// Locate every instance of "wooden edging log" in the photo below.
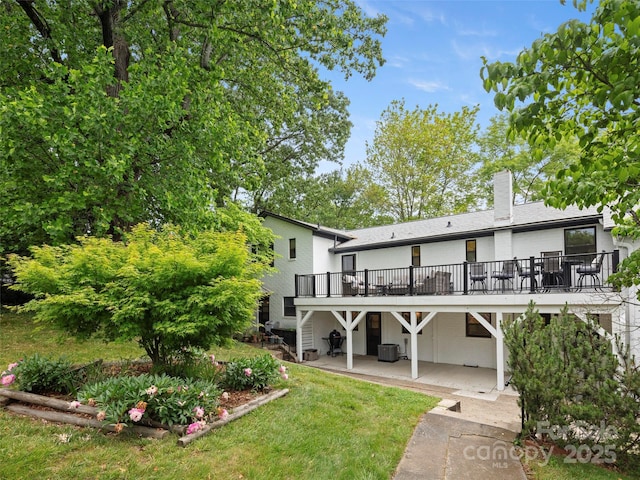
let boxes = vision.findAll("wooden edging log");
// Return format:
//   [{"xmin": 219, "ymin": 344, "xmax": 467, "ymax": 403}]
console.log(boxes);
[
  {"xmin": 5, "ymin": 404, "xmax": 169, "ymax": 439},
  {"xmin": 177, "ymin": 388, "xmax": 290, "ymax": 447},
  {"xmin": 0, "ymin": 388, "xmax": 98, "ymax": 415}
]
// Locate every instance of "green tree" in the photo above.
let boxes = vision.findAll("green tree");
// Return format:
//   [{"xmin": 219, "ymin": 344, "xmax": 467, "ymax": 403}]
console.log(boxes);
[
  {"xmin": 503, "ymin": 303, "xmax": 640, "ymax": 469},
  {"xmin": 480, "ymin": 0, "xmax": 640, "ymax": 289},
  {"xmin": 8, "ymin": 222, "xmax": 274, "ymax": 368},
  {"xmin": 0, "ymin": 1, "xmax": 386, "ymax": 254},
  {"xmin": 364, "ymin": 100, "xmax": 481, "ymax": 222},
  {"xmin": 476, "ymin": 114, "xmax": 579, "ymax": 206},
  {"xmin": 260, "ymin": 165, "xmax": 393, "ymax": 229}
]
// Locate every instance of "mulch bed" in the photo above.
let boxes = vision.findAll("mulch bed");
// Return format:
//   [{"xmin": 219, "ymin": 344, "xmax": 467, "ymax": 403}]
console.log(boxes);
[{"xmin": 0, "ymin": 359, "xmax": 287, "ymax": 445}]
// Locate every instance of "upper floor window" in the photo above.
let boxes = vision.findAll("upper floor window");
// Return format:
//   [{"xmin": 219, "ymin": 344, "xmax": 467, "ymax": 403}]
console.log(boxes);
[
  {"xmin": 269, "ymin": 242, "xmax": 275, "ymax": 267},
  {"xmin": 288, "ymin": 238, "xmax": 296, "ymax": 259},
  {"xmin": 466, "ymin": 240, "xmax": 477, "ymax": 263},
  {"xmin": 411, "ymin": 246, "xmax": 421, "ymax": 267},
  {"xmin": 342, "ymin": 254, "xmax": 356, "ymax": 273},
  {"xmin": 564, "ymin": 227, "xmax": 596, "ymax": 257}
]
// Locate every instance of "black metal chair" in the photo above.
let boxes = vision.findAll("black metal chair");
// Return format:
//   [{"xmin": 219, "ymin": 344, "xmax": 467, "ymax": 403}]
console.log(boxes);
[
  {"xmin": 577, "ymin": 251, "xmax": 606, "ymax": 290},
  {"xmin": 514, "ymin": 257, "xmax": 539, "ymax": 291},
  {"xmin": 541, "ymin": 251, "xmax": 563, "ymax": 290},
  {"xmin": 491, "ymin": 259, "xmax": 516, "ymax": 292},
  {"xmin": 469, "ymin": 263, "xmax": 487, "ymax": 293}
]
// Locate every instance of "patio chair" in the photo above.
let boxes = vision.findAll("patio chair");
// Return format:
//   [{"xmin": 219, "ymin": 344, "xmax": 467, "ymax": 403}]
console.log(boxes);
[
  {"xmin": 514, "ymin": 257, "xmax": 539, "ymax": 291},
  {"xmin": 577, "ymin": 250, "xmax": 606, "ymax": 290},
  {"xmin": 491, "ymin": 259, "xmax": 516, "ymax": 292},
  {"xmin": 469, "ymin": 263, "xmax": 487, "ymax": 293},
  {"xmin": 342, "ymin": 274, "xmax": 362, "ymax": 296},
  {"xmin": 433, "ymin": 271, "xmax": 452, "ymax": 294},
  {"xmin": 541, "ymin": 251, "xmax": 563, "ymax": 289}
]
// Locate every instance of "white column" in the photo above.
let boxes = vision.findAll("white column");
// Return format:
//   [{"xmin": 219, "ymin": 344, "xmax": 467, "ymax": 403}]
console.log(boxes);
[
  {"xmin": 296, "ymin": 309, "xmax": 303, "ymax": 362},
  {"xmin": 346, "ymin": 310, "xmax": 354, "ymax": 370},
  {"xmin": 411, "ymin": 311, "xmax": 419, "ymax": 379},
  {"xmin": 496, "ymin": 312, "xmax": 505, "ymax": 391}
]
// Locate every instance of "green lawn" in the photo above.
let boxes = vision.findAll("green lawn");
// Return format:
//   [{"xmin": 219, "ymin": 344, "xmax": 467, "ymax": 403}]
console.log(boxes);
[
  {"xmin": 525, "ymin": 453, "xmax": 637, "ymax": 480},
  {"xmin": 0, "ymin": 310, "xmax": 438, "ymax": 479},
  {"xmin": 1, "ymin": 310, "xmax": 636, "ymax": 479}
]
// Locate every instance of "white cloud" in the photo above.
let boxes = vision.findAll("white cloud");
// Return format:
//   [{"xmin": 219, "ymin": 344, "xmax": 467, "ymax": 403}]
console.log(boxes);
[
  {"xmin": 451, "ymin": 39, "xmax": 521, "ymax": 61},
  {"xmin": 454, "ymin": 21, "xmax": 498, "ymax": 38},
  {"xmin": 408, "ymin": 79, "xmax": 450, "ymax": 93},
  {"xmin": 386, "ymin": 54, "xmax": 410, "ymax": 68}
]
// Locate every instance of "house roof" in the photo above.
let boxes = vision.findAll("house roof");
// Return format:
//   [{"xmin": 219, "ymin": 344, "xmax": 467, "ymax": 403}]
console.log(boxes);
[
  {"xmin": 332, "ymin": 202, "xmax": 604, "ymax": 253},
  {"xmin": 260, "ymin": 211, "xmax": 354, "ymax": 242}
]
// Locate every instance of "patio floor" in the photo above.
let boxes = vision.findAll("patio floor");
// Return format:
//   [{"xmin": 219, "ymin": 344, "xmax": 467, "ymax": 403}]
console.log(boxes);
[{"xmin": 304, "ymin": 353, "xmax": 517, "ymax": 400}]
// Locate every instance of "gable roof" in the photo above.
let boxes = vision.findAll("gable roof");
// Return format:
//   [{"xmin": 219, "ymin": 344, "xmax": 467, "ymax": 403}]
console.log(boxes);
[
  {"xmin": 332, "ymin": 202, "xmax": 603, "ymax": 253},
  {"xmin": 260, "ymin": 211, "xmax": 354, "ymax": 242}
]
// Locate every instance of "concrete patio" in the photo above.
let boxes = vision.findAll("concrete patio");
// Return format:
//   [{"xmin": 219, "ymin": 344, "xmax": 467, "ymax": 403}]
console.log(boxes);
[{"xmin": 305, "ymin": 353, "xmax": 515, "ymax": 398}]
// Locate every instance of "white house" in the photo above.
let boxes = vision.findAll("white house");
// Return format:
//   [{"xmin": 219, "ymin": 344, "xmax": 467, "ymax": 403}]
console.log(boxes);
[{"xmin": 260, "ymin": 171, "xmax": 640, "ymax": 390}]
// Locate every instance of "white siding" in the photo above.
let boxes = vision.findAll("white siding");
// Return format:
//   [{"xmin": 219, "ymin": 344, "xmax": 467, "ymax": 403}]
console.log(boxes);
[{"xmin": 262, "ymin": 217, "xmax": 314, "ymax": 329}]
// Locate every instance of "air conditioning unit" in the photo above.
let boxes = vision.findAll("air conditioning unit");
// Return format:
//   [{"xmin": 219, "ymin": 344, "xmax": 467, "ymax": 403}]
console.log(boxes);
[{"xmin": 378, "ymin": 344, "xmax": 399, "ymax": 362}]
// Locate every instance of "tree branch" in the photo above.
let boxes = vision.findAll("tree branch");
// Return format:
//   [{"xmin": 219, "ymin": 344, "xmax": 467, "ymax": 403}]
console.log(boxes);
[{"xmin": 16, "ymin": 0, "xmax": 64, "ymax": 64}]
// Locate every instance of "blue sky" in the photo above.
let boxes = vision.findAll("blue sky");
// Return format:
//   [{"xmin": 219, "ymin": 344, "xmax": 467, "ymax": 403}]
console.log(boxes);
[{"xmin": 318, "ymin": 0, "xmax": 594, "ymax": 171}]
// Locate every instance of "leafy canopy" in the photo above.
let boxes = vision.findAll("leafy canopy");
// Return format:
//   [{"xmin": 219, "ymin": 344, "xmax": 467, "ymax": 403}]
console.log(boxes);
[
  {"xmin": 481, "ymin": 0, "xmax": 640, "ymax": 290},
  {"xmin": 9, "ymin": 222, "xmax": 275, "ymax": 368},
  {"xmin": 0, "ymin": 1, "xmax": 386, "ymax": 254},
  {"xmin": 365, "ymin": 100, "xmax": 481, "ymax": 222}
]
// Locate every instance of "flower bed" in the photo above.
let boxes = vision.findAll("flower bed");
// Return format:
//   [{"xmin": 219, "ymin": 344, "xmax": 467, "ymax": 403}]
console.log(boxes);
[{"xmin": 0, "ymin": 352, "xmax": 290, "ymax": 445}]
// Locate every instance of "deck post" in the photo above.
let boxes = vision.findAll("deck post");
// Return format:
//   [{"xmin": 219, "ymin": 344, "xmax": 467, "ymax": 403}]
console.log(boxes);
[
  {"xmin": 346, "ymin": 309, "xmax": 354, "ymax": 370},
  {"xmin": 496, "ymin": 312, "xmax": 505, "ymax": 391},
  {"xmin": 411, "ymin": 312, "xmax": 419, "ymax": 379},
  {"xmin": 296, "ymin": 309, "xmax": 303, "ymax": 361}
]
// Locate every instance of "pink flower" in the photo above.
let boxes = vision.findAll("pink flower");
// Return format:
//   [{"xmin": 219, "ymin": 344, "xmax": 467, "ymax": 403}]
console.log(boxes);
[
  {"xmin": 68, "ymin": 400, "xmax": 81, "ymax": 409},
  {"xmin": 186, "ymin": 421, "xmax": 204, "ymax": 435},
  {"xmin": 7, "ymin": 362, "xmax": 19, "ymax": 371},
  {"xmin": 281, "ymin": 373, "xmax": 289, "ymax": 380},
  {"xmin": 209, "ymin": 354, "xmax": 216, "ymax": 364},
  {"xmin": 278, "ymin": 365, "xmax": 287, "ymax": 374},
  {"xmin": 1, "ymin": 374, "xmax": 15, "ymax": 386},
  {"xmin": 217, "ymin": 407, "xmax": 229, "ymax": 420},
  {"xmin": 128, "ymin": 407, "xmax": 144, "ymax": 422},
  {"xmin": 244, "ymin": 368, "xmax": 252, "ymax": 376},
  {"xmin": 96, "ymin": 411, "xmax": 106, "ymax": 422},
  {"xmin": 145, "ymin": 385, "xmax": 158, "ymax": 396},
  {"xmin": 193, "ymin": 406, "xmax": 205, "ymax": 419}
]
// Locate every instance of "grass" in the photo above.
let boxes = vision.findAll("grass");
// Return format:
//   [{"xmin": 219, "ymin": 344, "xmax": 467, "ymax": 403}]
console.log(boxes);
[
  {"xmin": 525, "ymin": 453, "xmax": 637, "ymax": 480},
  {"xmin": 2, "ymin": 310, "xmax": 637, "ymax": 479},
  {"xmin": 0, "ymin": 310, "xmax": 438, "ymax": 479}
]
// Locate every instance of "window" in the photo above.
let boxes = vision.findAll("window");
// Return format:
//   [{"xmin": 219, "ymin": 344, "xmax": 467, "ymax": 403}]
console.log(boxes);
[
  {"xmin": 466, "ymin": 240, "xmax": 477, "ymax": 262},
  {"xmin": 565, "ymin": 227, "xmax": 596, "ymax": 258},
  {"xmin": 288, "ymin": 238, "xmax": 296, "ymax": 259},
  {"xmin": 283, "ymin": 297, "xmax": 296, "ymax": 317},
  {"xmin": 269, "ymin": 242, "xmax": 275, "ymax": 267},
  {"xmin": 401, "ymin": 312, "xmax": 423, "ymax": 334},
  {"xmin": 338, "ymin": 311, "xmax": 359, "ymax": 331},
  {"xmin": 258, "ymin": 296, "xmax": 270, "ymax": 327},
  {"xmin": 342, "ymin": 254, "xmax": 356, "ymax": 274},
  {"xmin": 466, "ymin": 313, "xmax": 491, "ymax": 338},
  {"xmin": 411, "ymin": 246, "xmax": 421, "ymax": 267}
]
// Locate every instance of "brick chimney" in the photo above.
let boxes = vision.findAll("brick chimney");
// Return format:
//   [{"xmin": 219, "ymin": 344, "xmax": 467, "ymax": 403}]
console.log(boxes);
[{"xmin": 493, "ymin": 170, "xmax": 513, "ymax": 227}]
